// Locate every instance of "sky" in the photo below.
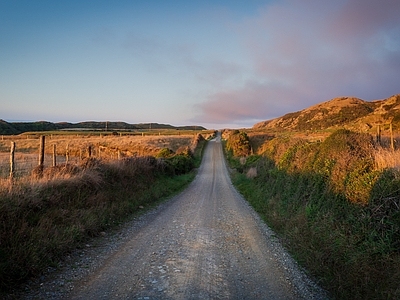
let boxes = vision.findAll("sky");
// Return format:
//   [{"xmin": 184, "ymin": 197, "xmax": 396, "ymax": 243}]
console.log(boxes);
[{"xmin": 1, "ymin": 0, "xmax": 399, "ymax": 129}]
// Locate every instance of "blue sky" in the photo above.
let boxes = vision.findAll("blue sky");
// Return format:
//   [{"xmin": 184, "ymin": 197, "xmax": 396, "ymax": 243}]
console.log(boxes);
[{"xmin": 1, "ymin": 0, "xmax": 399, "ymax": 129}]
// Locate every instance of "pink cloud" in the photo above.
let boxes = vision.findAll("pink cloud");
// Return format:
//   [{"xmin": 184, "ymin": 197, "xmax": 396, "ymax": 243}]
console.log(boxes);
[
  {"xmin": 327, "ymin": 0, "xmax": 400, "ymax": 41},
  {"xmin": 195, "ymin": 0, "xmax": 400, "ymax": 126},
  {"xmin": 194, "ymin": 81, "xmax": 308, "ymax": 125}
]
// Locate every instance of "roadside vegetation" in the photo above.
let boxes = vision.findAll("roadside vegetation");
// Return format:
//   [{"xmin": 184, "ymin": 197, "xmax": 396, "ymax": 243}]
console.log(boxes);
[
  {"xmin": 223, "ymin": 129, "xmax": 400, "ymax": 299},
  {"xmin": 0, "ymin": 132, "xmax": 213, "ymax": 294}
]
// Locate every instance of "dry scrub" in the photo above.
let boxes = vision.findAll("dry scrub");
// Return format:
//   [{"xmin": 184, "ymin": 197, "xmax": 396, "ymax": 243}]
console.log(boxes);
[{"xmin": 374, "ymin": 146, "xmax": 400, "ymax": 170}]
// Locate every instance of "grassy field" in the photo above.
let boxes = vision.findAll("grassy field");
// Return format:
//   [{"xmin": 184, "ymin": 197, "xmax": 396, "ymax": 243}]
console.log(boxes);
[
  {"xmin": 223, "ymin": 129, "xmax": 400, "ymax": 299},
  {"xmin": 0, "ymin": 130, "xmax": 215, "ymax": 178}
]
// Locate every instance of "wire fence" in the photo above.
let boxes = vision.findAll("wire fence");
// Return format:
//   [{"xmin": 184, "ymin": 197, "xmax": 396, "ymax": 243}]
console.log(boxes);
[
  {"xmin": 0, "ymin": 139, "xmax": 133, "ymax": 179},
  {"xmin": 0, "ymin": 152, "xmax": 82, "ymax": 178},
  {"xmin": 0, "ymin": 134, "xmax": 200, "ymax": 180}
]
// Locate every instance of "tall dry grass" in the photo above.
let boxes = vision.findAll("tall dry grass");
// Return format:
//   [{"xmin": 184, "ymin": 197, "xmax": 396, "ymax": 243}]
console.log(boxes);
[
  {"xmin": 374, "ymin": 147, "xmax": 400, "ymax": 170},
  {"xmin": 0, "ymin": 133, "xmax": 214, "ymax": 179},
  {"xmin": 0, "ymin": 134, "xmax": 195, "ymax": 157}
]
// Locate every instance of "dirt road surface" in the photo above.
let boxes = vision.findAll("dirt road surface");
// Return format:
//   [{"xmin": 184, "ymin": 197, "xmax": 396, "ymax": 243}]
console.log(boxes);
[{"xmin": 18, "ymin": 135, "xmax": 327, "ymax": 299}]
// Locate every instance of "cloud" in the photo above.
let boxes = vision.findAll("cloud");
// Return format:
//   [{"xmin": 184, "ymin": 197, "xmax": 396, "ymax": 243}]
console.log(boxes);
[
  {"xmin": 195, "ymin": 0, "xmax": 400, "ymax": 126},
  {"xmin": 327, "ymin": 0, "xmax": 400, "ymax": 41},
  {"xmin": 194, "ymin": 80, "xmax": 301, "ymax": 125}
]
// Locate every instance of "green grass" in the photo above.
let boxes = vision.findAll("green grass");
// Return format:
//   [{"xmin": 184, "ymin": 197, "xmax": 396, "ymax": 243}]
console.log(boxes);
[
  {"xmin": 231, "ymin": 164, "xmax": 400, "ymax": 299},
  {"xmin": 224, "ymin": 130, "xmax": 400, "ymax": 299}
]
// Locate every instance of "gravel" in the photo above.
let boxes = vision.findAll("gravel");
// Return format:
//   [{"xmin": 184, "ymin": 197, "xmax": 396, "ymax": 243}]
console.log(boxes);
[{"xmin": 9, "ymin": 136, "xmax": 329, "ymax": 299}]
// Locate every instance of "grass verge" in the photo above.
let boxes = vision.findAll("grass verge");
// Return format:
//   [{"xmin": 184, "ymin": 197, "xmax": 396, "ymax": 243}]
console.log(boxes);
[{"xmin": 224, "ymin": 130, "xmax": 400, "ymax": 299}]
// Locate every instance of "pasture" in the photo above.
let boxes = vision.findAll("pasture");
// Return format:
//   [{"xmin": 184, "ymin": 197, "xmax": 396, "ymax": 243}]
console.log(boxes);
[{"xmin": 0, "ymin": 130, "xmax": 215, "ymax": 179}]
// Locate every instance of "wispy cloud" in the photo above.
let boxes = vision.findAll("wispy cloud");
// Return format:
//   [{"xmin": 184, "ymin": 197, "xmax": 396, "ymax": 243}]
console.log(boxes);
[{"xmin": 195, "ymin": 0, "xmax": 400, "ymax": 126}]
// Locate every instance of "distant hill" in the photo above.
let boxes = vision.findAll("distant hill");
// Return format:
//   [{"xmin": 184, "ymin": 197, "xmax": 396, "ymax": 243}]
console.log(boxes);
[
  {"xmin": 0, "ymin": 120, "xmax": 206, "ymax": 135},
  {"xmin": 253, "ymin": 94, "xmax": 400, "ymax": 132},
  {"xmin": 0, "ymin": 119, "xmax": 20, "ymax": 135}
]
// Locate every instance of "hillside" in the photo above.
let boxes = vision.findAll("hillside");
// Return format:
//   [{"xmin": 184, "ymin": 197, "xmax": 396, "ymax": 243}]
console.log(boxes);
[
  {"xmin": 253, "ymin": 94, "xmax": 400, "ymax": 132},
  {"xmin": 0, "ymin": 120, "xmax": 206, "ymax": 135}
]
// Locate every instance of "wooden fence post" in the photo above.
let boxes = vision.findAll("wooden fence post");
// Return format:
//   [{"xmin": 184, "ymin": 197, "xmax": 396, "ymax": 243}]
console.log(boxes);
[
  {"xmin": 88, "ymin": 145, "xmax": 92, "ymax": 158},
  {"xmin": 39, "ymin": 136, "xmax": 45, "ymax": 168},
  {"xmin": 66, "ymin": 144, "xmax": 69, "ymax": 164},
  {"xmin": 390, "ymin": 123, "xmax": 394, "ymax": 151},
  {"xmin": 376, "ymin": 125, "xmax": 381, "ymax": 145},
  {"xmin": 10, "ymin": 141, "xmax": 15, "ymax": 179},
  {"xmin": 52, "ymin": 144, "xmax": 57, "ymax": 167}
]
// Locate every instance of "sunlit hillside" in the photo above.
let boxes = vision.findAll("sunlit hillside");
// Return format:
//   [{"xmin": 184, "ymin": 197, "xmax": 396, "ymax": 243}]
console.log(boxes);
[{"xmin": 253, "ymin": 94, "xmax": 400, "ymax": 133}]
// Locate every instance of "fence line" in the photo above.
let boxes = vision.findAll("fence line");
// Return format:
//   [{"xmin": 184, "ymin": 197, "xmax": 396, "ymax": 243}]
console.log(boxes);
[
  {"xmin": 0, "ymin": 136, "xmax": 137, "ymax": 179},
  {"xmin": 2, "ymin": 131, "xmax": 215, "ymax": 180}
]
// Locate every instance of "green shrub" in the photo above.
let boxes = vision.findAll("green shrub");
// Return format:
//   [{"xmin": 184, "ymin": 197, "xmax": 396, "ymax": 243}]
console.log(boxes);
[
  {"xmin": 226, "ymin": 130, "xmax": 252, "ymax": 157},
  {"xmin": 156, "ymin": 147, "xmax": 174, "ymax": 158},
  {"xmin": 166, "ymin": 154, "xmax": 194, "ymax": 175}
]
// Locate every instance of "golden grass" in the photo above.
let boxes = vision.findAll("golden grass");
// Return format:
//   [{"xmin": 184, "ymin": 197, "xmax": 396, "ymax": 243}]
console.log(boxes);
[
  {"xmin": 374, "ymin": 147, "xmax": 400, "ymax": 170},
  {"xmin": 0, "ymin": 134, "xmax": 195, "ymax": 158},
  {"xmin": 247, "ymin": 129, "xmax": 400, "ymax": 172},
  {"xmin": 370, "ymin": 134, "xmax": 400, "ymax": 170},
  {"xmin": 0, "ymin": 132, "xmax": 214, "ymax": 179}
]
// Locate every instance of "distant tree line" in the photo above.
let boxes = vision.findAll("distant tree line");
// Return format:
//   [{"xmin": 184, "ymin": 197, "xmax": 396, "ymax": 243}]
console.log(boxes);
[{"xmin": 0, "ymin": 119, "xmax": 206, "ymax": 135}]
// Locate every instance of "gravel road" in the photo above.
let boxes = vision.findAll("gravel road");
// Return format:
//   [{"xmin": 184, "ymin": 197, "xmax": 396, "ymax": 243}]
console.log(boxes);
[{"xmin": 16, "ymin": 135, "xmax": 327, "ymax": 299}]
